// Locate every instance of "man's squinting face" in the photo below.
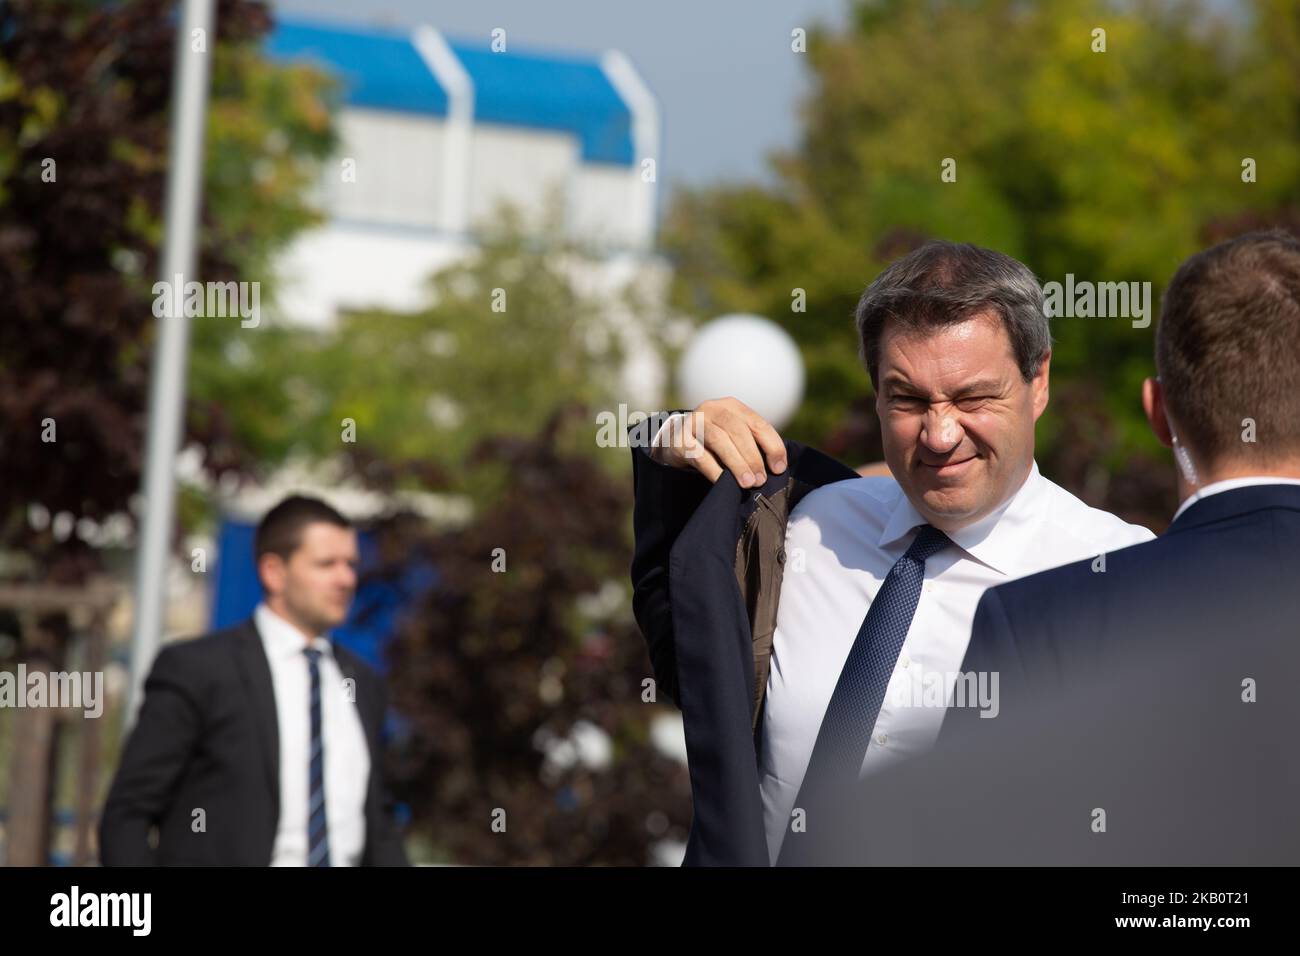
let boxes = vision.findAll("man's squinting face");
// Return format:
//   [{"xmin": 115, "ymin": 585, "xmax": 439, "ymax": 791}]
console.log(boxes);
[
  {"xmin": 262, "ymin": 523, "xmax": 359, "ymax": 635},
  {"xmin": 875, "ymin": 311, "xmax": 1049, "ymax": 532}
]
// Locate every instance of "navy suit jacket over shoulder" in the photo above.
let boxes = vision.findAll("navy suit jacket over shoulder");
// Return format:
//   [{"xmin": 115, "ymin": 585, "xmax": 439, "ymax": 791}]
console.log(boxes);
[
  {"xmin": 628, "ymin": 412, "xmax": 858, "ymax": 865},
  {"xmin": 950, "ymin": 484, "xmax": 1300, "ymax": 739}
]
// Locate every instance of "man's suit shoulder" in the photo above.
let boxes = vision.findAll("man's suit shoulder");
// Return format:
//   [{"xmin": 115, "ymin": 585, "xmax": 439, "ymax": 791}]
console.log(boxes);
[
  {"xmin": 136, "ymin": 625, "xmax": 254, "ymax": 721},
  {"xmin": 994, "ymin": 531, "xmax": 1159, "ymax": 603},
  {"xmin": 150, "ymin": 623, "xmax": 251, "ymax": 670}
]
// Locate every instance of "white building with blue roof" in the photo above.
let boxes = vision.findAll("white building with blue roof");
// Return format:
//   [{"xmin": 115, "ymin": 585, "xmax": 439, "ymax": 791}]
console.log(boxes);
[{"xmin": 263, "ymin": 17, "xmax": 666, "ymax": 357}]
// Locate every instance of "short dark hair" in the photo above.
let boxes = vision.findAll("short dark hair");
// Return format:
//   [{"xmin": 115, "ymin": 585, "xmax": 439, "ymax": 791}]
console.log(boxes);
[
  {"xmin": 1157, "ymin": 230, "xmax": 1300, "ymax": 465},
  {"xmin": 855, "ymin": 240, "xmax": 1051, "ymax": 388},
  {"xmin": 254, "ymin": 495, "xmax": 352, "ymax": 562}
]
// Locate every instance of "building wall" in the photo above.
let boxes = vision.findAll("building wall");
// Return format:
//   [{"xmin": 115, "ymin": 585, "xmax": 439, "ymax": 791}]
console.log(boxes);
[{"xmin": 329, "ymin": 109, "xmax": 448, "ymax": 229}]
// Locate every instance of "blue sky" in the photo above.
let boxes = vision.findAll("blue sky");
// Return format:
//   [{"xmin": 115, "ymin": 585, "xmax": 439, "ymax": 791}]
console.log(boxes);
[{"xmin": 272, "ymin": 0, "xmax": 849, "ymax": 204}]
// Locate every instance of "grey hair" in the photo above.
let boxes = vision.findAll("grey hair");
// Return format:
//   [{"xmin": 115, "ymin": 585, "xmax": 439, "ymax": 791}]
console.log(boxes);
[{"xmin": 854, "ymin": 240, "xmax": 1051, "ymax": 387}]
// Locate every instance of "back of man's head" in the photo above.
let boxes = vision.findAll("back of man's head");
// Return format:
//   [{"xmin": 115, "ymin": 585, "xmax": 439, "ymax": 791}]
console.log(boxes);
[{"xmin": 1157, "ymin": 230, "xmax": 1300, "ymax": 468}]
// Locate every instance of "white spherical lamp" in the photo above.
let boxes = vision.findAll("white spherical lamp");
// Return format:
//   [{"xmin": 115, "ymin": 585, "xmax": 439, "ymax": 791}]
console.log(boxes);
[{"xmin": 677, "ymin": 314, "xmax": 805, "ymax": 428}]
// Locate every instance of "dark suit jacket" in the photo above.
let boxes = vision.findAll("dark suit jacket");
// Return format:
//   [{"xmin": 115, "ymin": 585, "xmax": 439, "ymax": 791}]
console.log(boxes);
[
  {"xmin": 787, "ymin": 483, "xmax": 1300, "ymax": 866},
  {"xmin": 629, "ymin": 413, "xmax": 857, "ymax": 865},
  {"xmin": 99, "ymin": 619, "xmax": 410, "ymax": 866},
  {"xmin": 948, "ymin": 483, "xmax": 1300, "ymax": 738},
  {"xmin": 787, "ymin": 622, "xmax": 1300, "ymax": 865}
]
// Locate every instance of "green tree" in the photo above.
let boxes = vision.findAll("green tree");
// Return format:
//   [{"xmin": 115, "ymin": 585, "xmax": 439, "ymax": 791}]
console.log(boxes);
[
  {"xmin": 379, "ymin": 408, "xmax": 692, "ymax": 865},
  {"xmin": 0, "ymin": 0, "xmax": 336, "ymax": 864},
  {"xmin": 664, "ymin": 0, "xmax": 1300, "ymax": 525},
  {"xmin": 191, "ymin": 201, "xmax": 671, "ymax": 506},
  {"xmin": 0, "ymin": 0, "xmax": 337, "ymax": 572}
]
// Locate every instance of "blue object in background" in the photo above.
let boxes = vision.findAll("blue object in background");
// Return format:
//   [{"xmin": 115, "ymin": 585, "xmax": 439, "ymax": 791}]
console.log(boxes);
[
  {"xmin": 266, "ymin": 18, "xmax": 638, "ymax": 166},
  {"xmin": 210, "ymin": 517, "xmax": 436, "ymax": 676},
  {"xmin": 265, "ymin": 20, "xmax": 451, "ymax": 118}
]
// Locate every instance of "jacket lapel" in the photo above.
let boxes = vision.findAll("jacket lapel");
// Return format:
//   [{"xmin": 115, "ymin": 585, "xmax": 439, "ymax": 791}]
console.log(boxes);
[
  {"xmin": 331, "ymin": 644, "xmax": 379, "ymax": 750},
  {"xmin": 233, "ymin": 620, "xmax": 280, "ymax": 821},
  {"xmin": 671, "ymin": 469, "xmax": 767, "ymax": 865},
  {"xmin": 669, "ymin": 440, "xmax": 859, "ymax": 866}
]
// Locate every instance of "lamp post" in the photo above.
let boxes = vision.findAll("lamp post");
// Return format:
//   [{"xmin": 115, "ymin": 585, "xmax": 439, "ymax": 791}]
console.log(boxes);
[{"xmin": 125, "ymin": 0, "xmax": 216, "ymax": 727}]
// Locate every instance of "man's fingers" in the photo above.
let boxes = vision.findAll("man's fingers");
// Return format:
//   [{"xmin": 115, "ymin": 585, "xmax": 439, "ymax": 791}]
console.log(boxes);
[
  {"xmin": 704, "ymin": 419, "xmax": 766, "ymax": 487},
  {"xmin": 679, "ymin": 416, "xmax": 724, "ymax": 482},
  {"xmin": 727, "ymin": 418, "xmax": 770, "ymax": 484},
  {"xmin": 747, "ymin": 414, "xmax": 787, "ymax": 473},
  {"xmin": 694, "ymin": 452, "xmax": 724, "ymax": 483},
  {"xmin": 684, "ymin": 398, "xmax": 786, "ymax": 486}
]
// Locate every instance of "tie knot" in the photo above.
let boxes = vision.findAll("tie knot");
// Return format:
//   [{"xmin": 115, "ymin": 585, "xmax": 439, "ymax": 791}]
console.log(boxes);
[
  {"xmin": 304, "ymin": 647, "xmax": 323, "ymax": 665},
  {"xmin": 904, "ymin": 524, "xmax": 951, "ymax": 563}
]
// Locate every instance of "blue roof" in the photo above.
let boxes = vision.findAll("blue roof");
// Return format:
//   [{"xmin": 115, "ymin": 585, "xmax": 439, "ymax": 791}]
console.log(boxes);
[
  {"xmin": 265, "ymin": 18, "xmax": 637, "ymax": 166},
  {"xmin": 266, "ymin": 21, "xmax": 449, "ymax": 116},
  {"xmin": 450, "ymin": 42, "xmax": 634, "ymax": 166}
]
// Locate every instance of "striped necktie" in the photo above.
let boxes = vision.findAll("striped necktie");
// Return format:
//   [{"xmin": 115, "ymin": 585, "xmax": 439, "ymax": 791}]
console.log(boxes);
[
  {"xmin": 778, "ymin": 524, "xmax": 951, "ymax": 864},
  {"xmin": 304, "ymin": 646, "xmax": 331, "ymax": 867}
]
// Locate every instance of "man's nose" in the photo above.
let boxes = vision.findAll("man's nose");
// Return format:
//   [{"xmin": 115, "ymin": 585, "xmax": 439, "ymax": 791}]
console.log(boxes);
[{"xmin": 920, "ymin": 407, "xmax": 963, "ymax": 453}]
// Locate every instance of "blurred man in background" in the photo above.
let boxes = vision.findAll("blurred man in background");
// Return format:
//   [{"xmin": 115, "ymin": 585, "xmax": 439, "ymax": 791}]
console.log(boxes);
[{"xmin": 100, "ymin": 495, "xmax": 409, "ymax": 866}]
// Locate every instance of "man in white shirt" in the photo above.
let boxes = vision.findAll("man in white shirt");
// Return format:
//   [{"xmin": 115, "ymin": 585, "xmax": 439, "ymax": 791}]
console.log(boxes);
[
  {"xmin": 101, "ymin": 495, "xmax": 409, "ymax": 866},
  {"xmin": 813, "ymin": 231, "xmax": 1300, "ymax": 867},
  {"xmin": 629, "ymin": 240, "xmax": 1151, "ymax": 865},
  {"xmin": 254, "ymin": 600, "xmax": 371, "ymax": 866}
]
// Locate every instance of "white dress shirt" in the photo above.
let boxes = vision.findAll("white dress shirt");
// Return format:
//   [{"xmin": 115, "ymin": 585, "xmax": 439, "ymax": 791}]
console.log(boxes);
[
  {"xmin": 1171, "ymin": 476, "xmax": 1300, "ymax": 522},
  {"xmin": 255, "ymin": 603, "xmax": 370, "ymax": 866},
  {"xmin": 759, "ymin": 463, "xmax": 1153, "ymax": 863}
]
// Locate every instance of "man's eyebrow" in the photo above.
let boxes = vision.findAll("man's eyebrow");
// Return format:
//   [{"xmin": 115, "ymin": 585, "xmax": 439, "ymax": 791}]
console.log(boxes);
[
  {"xmin": 880, "ymin": 374, "xmax": 922, "ymax": 393},
  {"xmin": 946, "ymin": 379, "xmax": 1006, "ymax": 398},
  {"xmin": 880, "ymin": 376, "xmax": 1005, "ymax": 398}
]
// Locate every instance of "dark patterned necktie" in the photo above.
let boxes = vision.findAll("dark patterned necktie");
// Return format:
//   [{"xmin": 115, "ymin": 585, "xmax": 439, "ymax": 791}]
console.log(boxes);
[
  {"xmin": 779, "ymin": 524, "xmax": 951, "ymax": 864},
  {"xmin": 304, "ymin": 647, "xmax": 331, "ymax": 867}
]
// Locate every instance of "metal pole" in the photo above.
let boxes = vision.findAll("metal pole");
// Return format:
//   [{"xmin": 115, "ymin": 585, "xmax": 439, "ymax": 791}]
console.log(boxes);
[
  {"xmin": 125, "ymin": 0, "xmax": 216, "ymax": 727},
  {"xmin": 75, "ymin": 607, "xmax": 109, "ymax": 865}
]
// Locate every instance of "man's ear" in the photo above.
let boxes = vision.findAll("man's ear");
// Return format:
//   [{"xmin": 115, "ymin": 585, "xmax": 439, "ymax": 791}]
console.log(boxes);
[
  {"xmin": 1030, "ymin": 352, "xmax": 1051, "ymax": 421},
  {"xmin": 1142, "ymin": 377, "xmax": 1174, "ymax": 448},
  {"xmin": 258, "ymin": 552, "xmax": 287, "ymax": 597}
]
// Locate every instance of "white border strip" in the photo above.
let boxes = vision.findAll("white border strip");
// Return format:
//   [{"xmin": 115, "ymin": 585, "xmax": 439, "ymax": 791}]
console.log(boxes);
[
  {"xmin": 413, "ymin": 25, "xmax": 474, "ymax": 234},
  {"xmin": 600, "ymin": 49, "xmax": 660, "ymax": 249}
]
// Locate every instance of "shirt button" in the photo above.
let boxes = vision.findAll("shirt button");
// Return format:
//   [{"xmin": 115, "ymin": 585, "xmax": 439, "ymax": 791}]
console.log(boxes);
[
  {"xmin": 876, "ymin": 733, "xmax": 888, "ymax": 745},
  {"xmin": 923, "ymin": 581, "xmax": 934, "ymax": 593},
  {"xmin": 900, "ymin": 655, "xmax": 910, "ymax": 668}
]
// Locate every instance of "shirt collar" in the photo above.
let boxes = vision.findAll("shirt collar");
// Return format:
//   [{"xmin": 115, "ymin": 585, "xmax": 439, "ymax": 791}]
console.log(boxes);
[
  {"xmin": 254, "ymin": 602, "xmax": 333, "ymax": 662},
  {"xmin": 878, "ymin": 461, "xmax": 1044, "ymax": 576},
  {"xmin": 1171, "ymin": 475, "xmax": 1300, "ymax": 523}
]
